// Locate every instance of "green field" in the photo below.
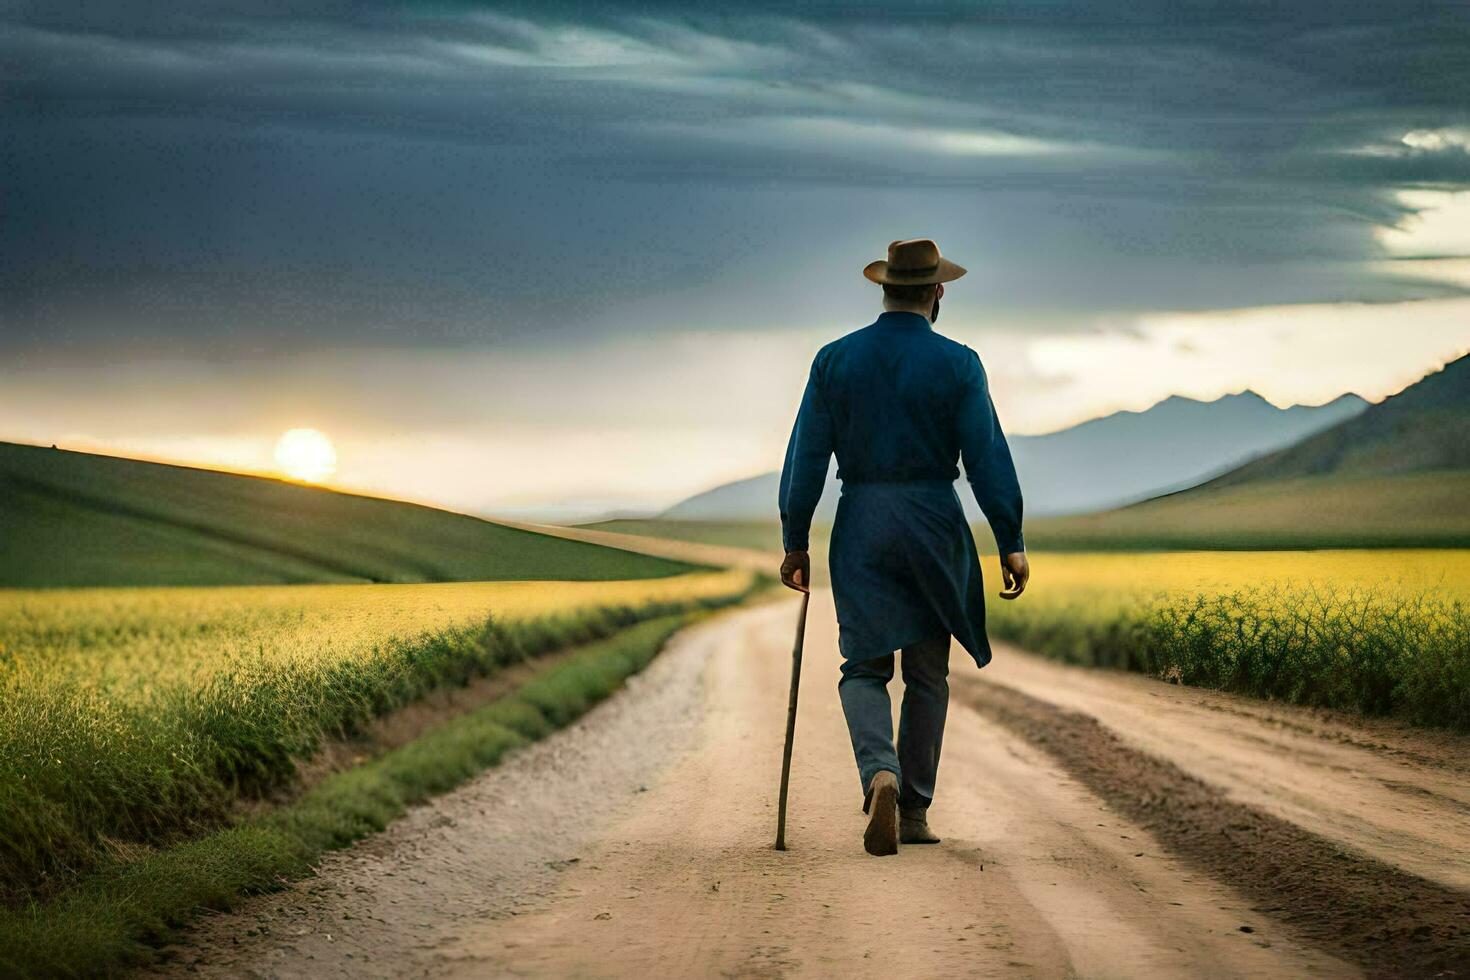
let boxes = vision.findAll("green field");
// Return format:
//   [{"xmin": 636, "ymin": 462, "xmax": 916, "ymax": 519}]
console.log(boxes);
[
  {"xmin": 0, "ymin": 570, "xmax": 752, "ymax": 906},
  {"xmin": 1025, "ymin": 471, "xmax": 1470, "ymax": 551},
  {"xmin": 0, "ymin": 442, "xmax": 698, "ymax": 587},
  {"xmin": 581, "ymin": 518, "xmax": 789, "ymax": 552},
  {"xmin": 588, "ymin": 472, "xmax": 1470, "ymax": 554}
]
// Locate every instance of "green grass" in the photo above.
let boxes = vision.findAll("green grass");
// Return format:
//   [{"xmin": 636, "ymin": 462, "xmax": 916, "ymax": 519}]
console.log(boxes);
[
  {"xmin": 0, "ymin": 613, "xmax": 715, "ymax": 978},
  {"xmin": 583, "ymin": 518, "xmax": 826, "ymax": 555},
  {"xmin": 0, "ymin": 573, "xmax": 756, "ymax": 907},
  {"xmin": 987, "ymin": 581, "xmax": 1470, "ymax": 731},
  {"xmin": 1025, "ymin": 471, "xmax": 1470, "ymax": 551},
  {"xmin": 0, "ymin": 441, "xmax": 699, "ymax": 587}
]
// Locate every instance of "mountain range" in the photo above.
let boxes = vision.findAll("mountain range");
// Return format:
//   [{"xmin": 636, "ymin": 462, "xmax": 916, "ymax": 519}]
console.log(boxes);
[
  {"xmin": 1027, "ymin": 353, "xmax": 1470, "ymax": 550},
  {"xmin": 664, "ymin": 390, "xmax": 1368, "ymax": 522},
  {"xmin": 1203, "ymin": 355, "xmax": 1469, "ymax": 488}
]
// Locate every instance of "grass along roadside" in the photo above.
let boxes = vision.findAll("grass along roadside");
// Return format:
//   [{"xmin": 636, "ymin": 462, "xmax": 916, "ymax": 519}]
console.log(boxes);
[
  {"xmin": 0, "ymin": 571, "xmax": 753, "ymax": 906},
  {"xmin": 0, "ymin": 610, "xmax": 730, "ymax": 978}
]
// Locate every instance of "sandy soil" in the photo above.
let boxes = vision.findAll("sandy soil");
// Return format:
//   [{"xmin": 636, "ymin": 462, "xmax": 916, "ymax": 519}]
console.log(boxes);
[{"xmin": 158, "ymin": 593, "xmax": 1470, "ymax": 978}]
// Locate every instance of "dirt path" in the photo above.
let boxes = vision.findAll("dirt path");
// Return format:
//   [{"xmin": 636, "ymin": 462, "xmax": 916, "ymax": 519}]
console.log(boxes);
[
  {"xmin": 968, "ymin": 643, "xmax": 1470, "ymax": 894},
  {"xmin": 161, "ymin": 593, "xmax": 1470, "ymax": 978}
]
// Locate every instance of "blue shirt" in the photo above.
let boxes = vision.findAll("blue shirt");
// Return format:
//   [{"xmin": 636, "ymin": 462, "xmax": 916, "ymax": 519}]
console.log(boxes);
[{"xmin": 779, "ymin": 311, "xmax": 1024, "ymax": 555}]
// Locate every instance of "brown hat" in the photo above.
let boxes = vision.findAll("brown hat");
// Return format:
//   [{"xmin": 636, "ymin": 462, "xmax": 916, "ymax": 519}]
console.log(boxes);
[{"xmin": 863, "ymin": 238, "xmax": 967, "ymax": 286}]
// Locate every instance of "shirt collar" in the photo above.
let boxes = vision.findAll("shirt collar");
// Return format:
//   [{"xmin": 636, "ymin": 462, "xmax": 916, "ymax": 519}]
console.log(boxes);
[{"xmin": 876, "ymin": 310, "xmax": 932, "ymax": 330}]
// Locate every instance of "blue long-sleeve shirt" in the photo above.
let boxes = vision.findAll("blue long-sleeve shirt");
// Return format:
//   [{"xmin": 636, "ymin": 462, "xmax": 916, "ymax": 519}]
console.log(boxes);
[{"xmin": 778, "ymin": 311, "xmax": 1025, "ymax": 555}]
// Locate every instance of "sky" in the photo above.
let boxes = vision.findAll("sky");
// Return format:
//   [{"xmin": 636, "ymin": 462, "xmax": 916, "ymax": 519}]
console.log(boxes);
[{"xmin": 3, "ymin": 1, "xmax": 1469, "ymax": 519}]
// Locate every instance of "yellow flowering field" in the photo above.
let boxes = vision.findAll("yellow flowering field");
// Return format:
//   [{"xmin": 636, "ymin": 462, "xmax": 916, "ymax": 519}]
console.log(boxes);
[
  {"xmin": 1023, "ymin": 549, "xmax": 1470, "ymax": 599},
  {"xmin": 0, "ymin": 569, "xmax": 751, "ymax": 695},
  {"xmin": 988, "ymin": 550, "xmax": 1470, "ymax": 731}
]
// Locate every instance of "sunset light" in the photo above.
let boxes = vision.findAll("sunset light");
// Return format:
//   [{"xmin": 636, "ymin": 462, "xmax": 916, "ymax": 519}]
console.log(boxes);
[
  {"xmin": 4, "ymin": 5, "xmax": 1469, "ymax": 974},
  {"xmin": 274, "ymin": 428, "xmax": 337, "ymax": 483}
]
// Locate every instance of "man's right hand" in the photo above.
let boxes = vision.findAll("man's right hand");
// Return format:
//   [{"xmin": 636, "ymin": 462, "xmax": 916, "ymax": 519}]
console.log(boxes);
[
  {"xmin": 780, "ymin": 550, "xmax": 810, "ymax": 593},
  {"xmin": 999, "ymin": 551, "xmax": 1029, "ymax": 599}
]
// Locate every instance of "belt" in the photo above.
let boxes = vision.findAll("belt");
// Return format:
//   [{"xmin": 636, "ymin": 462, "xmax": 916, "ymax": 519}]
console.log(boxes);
[{"xmin": 841, "ymin": 477, "xmax": 955, "ymax": 490}]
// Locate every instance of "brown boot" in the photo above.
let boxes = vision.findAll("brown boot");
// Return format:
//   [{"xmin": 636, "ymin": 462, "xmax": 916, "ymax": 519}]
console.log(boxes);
[
  {"xmin": 900, "ymin": 806, "xmax": 941, "ymax": 844},
  {"xmin": 862, "ymin": 771, "xmax": 899, "ymax": 856}
]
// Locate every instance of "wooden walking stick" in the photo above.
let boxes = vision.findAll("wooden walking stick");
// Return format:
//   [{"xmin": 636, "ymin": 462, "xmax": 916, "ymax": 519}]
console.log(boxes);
[{"xmin": 774, "ymin": 589, "xmax": 810, "ymax": 851}]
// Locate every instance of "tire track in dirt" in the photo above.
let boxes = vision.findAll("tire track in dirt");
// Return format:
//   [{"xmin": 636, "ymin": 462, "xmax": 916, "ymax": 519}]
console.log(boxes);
[
  {"xmin": 959, "ymin": 680, "xmax": 1470, "ymax": 978},
  {"xmin": 971, "ymin": 641, "xmax": 1470, "ymax": 893}
]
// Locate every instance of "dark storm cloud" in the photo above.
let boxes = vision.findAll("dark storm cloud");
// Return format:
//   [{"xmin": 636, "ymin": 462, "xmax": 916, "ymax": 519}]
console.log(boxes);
[{"xmin": 3, "ymin": 0, "xmax": 1469, "ymax": 353}]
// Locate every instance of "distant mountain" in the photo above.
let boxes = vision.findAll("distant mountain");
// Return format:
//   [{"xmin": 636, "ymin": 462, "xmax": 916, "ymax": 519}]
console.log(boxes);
[
  {"xmin": 1202, "ymin": 355, "xmax": 1470, "ymax": 487},
  {"xmin": 662, "ymin": 473, "xmax": 782, "ymax": 522},
  {"xmin": 1006, "ymin": 390, "xmax": 1366, "ymax": 514},
  {"xmin": 664, "ymin": 390, "xmax": 1367, "ymax": 521},
  {"xmin": 1025, "ymin": 354, "xmax": 1470, "ymax": 551}
]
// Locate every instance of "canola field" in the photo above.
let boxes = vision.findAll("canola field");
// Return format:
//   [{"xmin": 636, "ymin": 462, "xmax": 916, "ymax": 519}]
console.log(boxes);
[
  {"xmin": 986, "ymin": 550, "xmax": 1470, "ymax": 731},
  {"xmin": 0, "ymin": 570, "xmax": 754, "ymax": 903},
  {"xmin": 0, "ymin": 571, "xmax": 751, "ymax": 689}
]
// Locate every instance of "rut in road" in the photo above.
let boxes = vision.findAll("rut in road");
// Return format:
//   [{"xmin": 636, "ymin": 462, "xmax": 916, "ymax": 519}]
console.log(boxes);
[{"xmin": 961, "ymin": 681, "xmax": 1470, "ymax": 978}]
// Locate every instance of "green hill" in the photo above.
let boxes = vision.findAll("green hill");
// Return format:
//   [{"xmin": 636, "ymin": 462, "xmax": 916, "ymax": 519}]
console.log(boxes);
[
  {"xmin": 580, "ymin": 518, "xmax": 788, "ymax": 553},
  {"xmin": 1026, "ymin": 471, "xmax": 1470, "ymax": 550},
  {"xmin": 0, "ymin": 442, "xmax": 700, "ymax": 588}
]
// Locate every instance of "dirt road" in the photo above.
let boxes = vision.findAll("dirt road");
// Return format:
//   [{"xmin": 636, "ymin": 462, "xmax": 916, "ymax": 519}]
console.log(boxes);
[{"xmin": 163, "ymin": 593, "xmax": 1468, "ymax": 978}]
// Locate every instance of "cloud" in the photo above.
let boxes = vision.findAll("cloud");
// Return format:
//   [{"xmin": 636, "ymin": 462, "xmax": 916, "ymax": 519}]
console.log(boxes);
[
  {"xmin": 1400, "ymin": 128, "xmax": 1470, "ymax": 153},
  {"xmin": 1014, "ymin": 296, "xmax": 1470, "ymax": 430},
  {"xmin": 4, "ymin": 0, "xmax": 1470, "ymax": 496},
  {"xmin": 1376, "ymin": 190, "xmax": 1470, "ymax": 256}
]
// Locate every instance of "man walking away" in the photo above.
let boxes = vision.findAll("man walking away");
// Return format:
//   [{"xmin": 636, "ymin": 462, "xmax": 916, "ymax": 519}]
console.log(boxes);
[{"xmin": 777, "ymin": 238, "xmax": 1029, "ymax": 856}]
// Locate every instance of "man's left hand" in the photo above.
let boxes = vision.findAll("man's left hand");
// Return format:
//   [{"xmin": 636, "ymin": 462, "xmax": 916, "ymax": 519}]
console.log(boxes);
[
  {"xmin": 999, "ymin": 551, "xmax": 1029, "ymax": 599},
  {"xmin": 780, "ymin": 550, "xmax": 810, "ymax": 593}
]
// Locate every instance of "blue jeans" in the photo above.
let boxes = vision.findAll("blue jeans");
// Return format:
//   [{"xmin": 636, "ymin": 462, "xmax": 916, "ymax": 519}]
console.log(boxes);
[{"xmin": 837, "ymin": 634, "xmax": 951, "ymax": 811}]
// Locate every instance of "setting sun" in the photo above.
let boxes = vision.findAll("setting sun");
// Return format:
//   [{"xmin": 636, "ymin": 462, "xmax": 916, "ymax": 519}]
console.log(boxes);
[{"xmin": 274, "ymin": 428, "xmax": 337, "ymax": 483}]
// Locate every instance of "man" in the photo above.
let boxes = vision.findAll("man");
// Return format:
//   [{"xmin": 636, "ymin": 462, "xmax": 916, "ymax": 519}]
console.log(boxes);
[{"xmin": 778, "ymin": 237, "xmax": 1029, "ymax": 857}]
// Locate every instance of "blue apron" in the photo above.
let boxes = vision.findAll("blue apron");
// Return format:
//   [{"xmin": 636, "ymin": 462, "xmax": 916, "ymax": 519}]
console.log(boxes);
[{"xmin": 829, "ymin": 480, "xmax": 991, "ymax": 665}]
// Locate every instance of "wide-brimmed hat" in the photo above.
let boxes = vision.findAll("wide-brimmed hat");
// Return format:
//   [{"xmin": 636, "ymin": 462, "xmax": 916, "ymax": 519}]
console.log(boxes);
[{"xmin": 863, "ymin": 238, "xmax": 966, "ymax": 286}]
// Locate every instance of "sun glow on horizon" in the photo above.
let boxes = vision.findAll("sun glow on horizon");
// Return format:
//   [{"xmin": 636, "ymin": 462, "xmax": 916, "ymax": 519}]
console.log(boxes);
[{"xmin": 274, "ymin": 428, "xmax": 337, "ymax": 483}]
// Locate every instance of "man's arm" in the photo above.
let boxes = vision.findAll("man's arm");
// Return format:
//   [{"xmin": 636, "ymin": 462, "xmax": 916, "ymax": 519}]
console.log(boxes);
[
  {"xmin": 957, "ymin": 350, "xmax": 1029, "ymax": 598},
  {"xmin": 777, "ymin": 358, "xmax": 834, "ymax": 591}
]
